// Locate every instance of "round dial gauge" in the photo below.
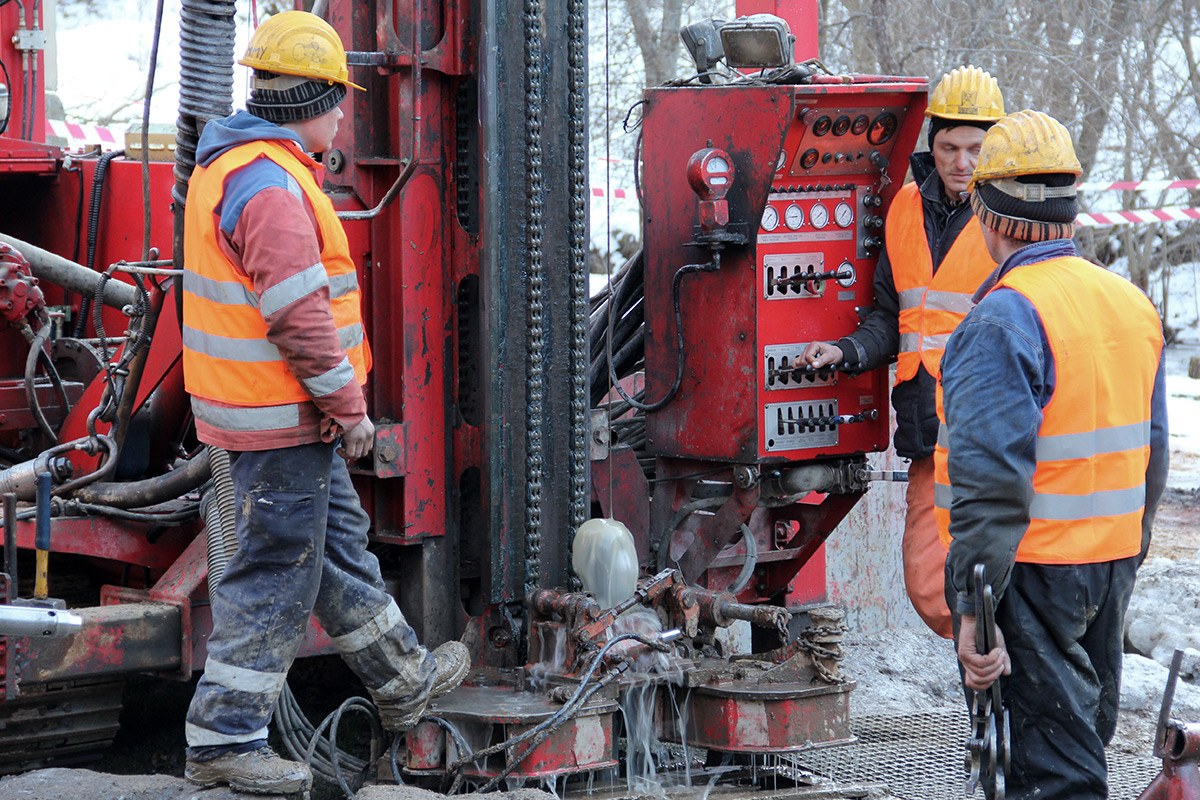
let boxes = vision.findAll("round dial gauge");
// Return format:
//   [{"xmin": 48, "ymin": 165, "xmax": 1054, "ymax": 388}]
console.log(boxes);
[
  {"xmin": 799, "ymin": 148, "xmax": 819, "ymax": 170},
  {"xmin": 812, "ymin": 115, "xmax": 832, "ymax": 136},
  {"xmin": 851, "ymin": 114, "xmax": 870, "ymax": 135},
  {"xmin": 867, "ymin": 112, "xmax": 898, "ymax": 145},
  {"xmin": 784, "ymin": 204, "xmax": 804, "ymax": 230},
  {"xmin": 776, "ymin": 150, "xmax": 788, "ymax": 173},
  {"xmin": 832, "ymin": 115, "xmax": 852, "ymax": 136},
  {"xmin": 809, "ymin": 202, "xmax": 829, "ymax": 229},
  {"xmin": 761, "ymin": 205, "xmax": 780, "ymax": 232},
  {"xmin": 834, "ymin": 201, "xmax": 854, "ymax": 228}
]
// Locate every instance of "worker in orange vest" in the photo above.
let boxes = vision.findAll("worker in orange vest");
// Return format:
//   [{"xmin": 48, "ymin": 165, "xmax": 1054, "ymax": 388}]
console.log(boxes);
[
  {"xmin": 936, "ymin": 110, "xmax": 1168, "ymax": 798},
  {"xmin": 801, "ymin": 66, "xmax": 1004, "ymax": 638},
  {"xmin": 180, "ymin": 12, "xmax": 468, "ymax": 794}
]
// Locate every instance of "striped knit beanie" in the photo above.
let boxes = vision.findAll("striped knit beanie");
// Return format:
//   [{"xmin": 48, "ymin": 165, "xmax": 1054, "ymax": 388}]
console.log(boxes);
[
  {"xmin": 970, "ymin": 172, "xmax": 1078, "ymax": 242},
  {"xmin": 246, "ymin": 70, "xmax": 346, "ymax": 124}
]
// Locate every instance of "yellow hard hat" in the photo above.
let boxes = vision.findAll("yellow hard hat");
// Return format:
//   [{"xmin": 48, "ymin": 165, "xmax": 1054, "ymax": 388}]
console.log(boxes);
[
  {"xmin": 968, "ymin": 110, "xmax": 1082, "ymax": 192},
  {"xmin": 926, "ymin": 65, "xmax": 1004, "ymax": 122},
  {"xmin": 239, "ymin": 11, "xmax": 364, "ymax": 91}
]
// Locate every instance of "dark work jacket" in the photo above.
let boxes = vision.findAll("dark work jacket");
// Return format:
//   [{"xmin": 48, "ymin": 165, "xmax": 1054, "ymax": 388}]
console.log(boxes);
[{"xmin": 836, "ymin": 151, "xmax": 976, "ymax": 459}]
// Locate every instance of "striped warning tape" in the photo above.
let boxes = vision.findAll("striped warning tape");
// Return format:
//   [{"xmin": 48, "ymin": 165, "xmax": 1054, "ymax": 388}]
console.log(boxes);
[
  {"xmin": 1077, "ymin": 206, "xmax": 1200, "ymax": 227},
  {"xmin": 45, "ymin": 119, "xmax": 120, "ymax": 147},
  {"xmin": 1078, "ymin": 179, "xmax": 1200, "ymax": 193}
]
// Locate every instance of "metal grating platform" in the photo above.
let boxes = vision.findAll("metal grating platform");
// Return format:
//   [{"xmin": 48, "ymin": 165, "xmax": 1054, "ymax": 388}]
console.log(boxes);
[{"xmin": 789, "ymin": 711, "xmax": 1162, "ymax": 800}]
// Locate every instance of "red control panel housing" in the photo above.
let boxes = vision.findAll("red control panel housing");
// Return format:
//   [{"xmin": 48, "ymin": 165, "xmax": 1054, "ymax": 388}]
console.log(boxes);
[{"xmin": 641, "ymin": 82, "xmax": 926, "ymax": 465}]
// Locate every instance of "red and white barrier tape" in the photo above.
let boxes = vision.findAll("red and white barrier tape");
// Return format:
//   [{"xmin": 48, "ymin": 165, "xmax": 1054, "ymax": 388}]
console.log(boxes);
[
  {"xmin": 1077, "ymin": 207, "xmax": 1200, "ymax": 227},
  {"xmin": 1078, "ymin": 179, "xmax": 1200, "ymax": 193},
  {"xmin": 45, "ymin": 119, "xmax": 120, "ymax": 147},
  {"xmin": 591, "ymin": 187, "xmax": 633, "ymax": 199}
]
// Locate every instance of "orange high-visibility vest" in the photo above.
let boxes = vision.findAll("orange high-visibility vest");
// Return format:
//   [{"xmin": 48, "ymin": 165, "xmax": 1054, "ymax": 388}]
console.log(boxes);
[
  {"xmin": 182, "ymin": 139, "xmax": 371, "ymax": 428},
  {"xmin": 888, "ymin": 182, "xmax": 996, "ymax": 382},
  {"xmin": 934, "ymin": 256, "xmax": 1162, "ymax": 564}
]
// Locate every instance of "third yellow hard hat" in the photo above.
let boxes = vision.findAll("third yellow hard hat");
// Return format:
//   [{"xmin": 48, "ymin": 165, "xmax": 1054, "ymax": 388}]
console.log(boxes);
[
  {"xmin": 926, "ymin": 65, "xmax": 1004, "ymax": 122},
  {"xmin": 239, "ymin": 10, "xmax": 364, "ymax": 91},
  {"xmin": 969, "ymin": 110, "xmax": 1082, "ymax": 191}
]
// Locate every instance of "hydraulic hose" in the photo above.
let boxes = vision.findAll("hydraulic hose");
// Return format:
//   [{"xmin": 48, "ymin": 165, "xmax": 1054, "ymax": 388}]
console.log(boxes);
[
  {"xmin": 74, "ymin": 149, "xmax": 125, "ymax": 338},
  {"xmin": 199, "ymin": 447, "xmax": 237, "ymax": 605},
  {"xmin": 73, "ymin": 448, "xmax": 211, "ymax": 507},
  {"xmin": 172, "ymin": 0, "xmax": 236, "ymax": 324}
]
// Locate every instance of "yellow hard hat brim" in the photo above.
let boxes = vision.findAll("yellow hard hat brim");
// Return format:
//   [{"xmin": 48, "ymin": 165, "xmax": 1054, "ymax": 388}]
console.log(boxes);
[{"xmin": 237, "ymin": 57, "xmax": 366, "ymax": 92}]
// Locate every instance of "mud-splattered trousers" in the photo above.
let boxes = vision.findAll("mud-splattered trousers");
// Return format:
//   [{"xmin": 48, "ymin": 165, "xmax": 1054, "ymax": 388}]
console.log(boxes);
[{"xmin": 185, "ymin": 441, "xmax": 436, "ymax": 758}]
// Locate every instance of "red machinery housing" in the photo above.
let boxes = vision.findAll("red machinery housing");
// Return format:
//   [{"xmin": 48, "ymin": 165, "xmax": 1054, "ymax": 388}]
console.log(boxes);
[{"xmin": 0, "ymin": 0, "xmax": 927, "ymax": 787}]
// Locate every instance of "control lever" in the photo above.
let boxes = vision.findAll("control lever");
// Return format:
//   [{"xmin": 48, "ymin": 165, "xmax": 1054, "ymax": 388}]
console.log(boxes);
[
  {"xmin": 777, "ymin": 409, "xmax": 878, "ymax": 433},
  {"xmin": 965, "ymin": 564, "xmax": 1010, "ymax": 800}
]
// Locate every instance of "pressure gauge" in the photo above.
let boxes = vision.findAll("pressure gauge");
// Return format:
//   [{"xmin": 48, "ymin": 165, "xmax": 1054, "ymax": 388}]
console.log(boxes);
[
  {"xmin": 834, "ymin": 201, "xmax": 854, "ymax": 228},
  {"xmin": 784, "ymin": 204, "xmax": 804, "ymax": 230},
  {"xmin": 776, "ymin": 150, "xmax": 788, "ymax": 173},
  {"xmin": 809, "ymin": 202, "xmax": 829, "ymax": 229},
  {"xmin": 762, "ymin": 205, "xmax": 779, "ymax": 231}
]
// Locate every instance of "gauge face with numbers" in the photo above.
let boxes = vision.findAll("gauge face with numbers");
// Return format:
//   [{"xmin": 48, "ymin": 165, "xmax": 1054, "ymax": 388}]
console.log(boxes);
[
  {"xmin": 784, "ymin": 204, "xmax": 804, "ymax": 230},
  {"xmin": 762, "ymin": 205, "xmax": 779, "ymax": 231},
  {"xmin": 834, "ymin": 201, "xmax": 854, "ymax": 228},
  {"xmin": 776, "ymin": 150, "xmax": 788, "ymax": 173},
  {"xmin": 809, "ymin": 202, "xmax": 829, "ymax": 229}
]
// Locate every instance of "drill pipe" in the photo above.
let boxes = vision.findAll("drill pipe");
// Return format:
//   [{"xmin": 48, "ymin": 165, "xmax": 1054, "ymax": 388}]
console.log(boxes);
[{"xmin": 0, "ymin": 233, "xmax": 138, "ymax": 311}]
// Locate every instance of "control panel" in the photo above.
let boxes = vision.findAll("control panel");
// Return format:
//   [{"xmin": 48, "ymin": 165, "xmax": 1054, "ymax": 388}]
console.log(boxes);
[{"xmin": 754, "ymin": 89, "xmax": 926, "ymax": 459}]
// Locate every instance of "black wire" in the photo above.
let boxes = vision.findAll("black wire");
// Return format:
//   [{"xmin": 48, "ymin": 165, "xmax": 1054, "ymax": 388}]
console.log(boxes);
[
  {"xmin": 142, "ymin": 0, "xmax": 165, "ymax": 262},
  {"xmin": 607, "ymin": 261, "xmax": 713, "ymax": 412}
]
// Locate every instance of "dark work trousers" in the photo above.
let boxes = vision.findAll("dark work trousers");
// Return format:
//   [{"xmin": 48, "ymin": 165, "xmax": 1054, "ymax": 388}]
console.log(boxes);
[
  {"xmin": 982, "ymin": 557, "xmax": 1138, "ymax": 800},
  {"xmin": 186, "ymin": 441, "xmax": 435, "ymax": 758}
]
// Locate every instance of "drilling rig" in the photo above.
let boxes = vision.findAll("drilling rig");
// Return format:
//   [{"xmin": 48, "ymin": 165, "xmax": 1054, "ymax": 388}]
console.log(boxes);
[{"xmin": 0, "ymin": 0, "xmax": 927, "ymax": 788}]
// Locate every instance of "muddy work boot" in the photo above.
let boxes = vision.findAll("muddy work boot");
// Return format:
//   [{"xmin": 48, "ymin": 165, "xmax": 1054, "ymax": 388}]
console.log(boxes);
[
  {"xmin": 185, "ymin": 746, "xmax": 312, "ymax": 795},
  {"xmin": 374, "ymin": 641, "xmax": 471, "ymax": 733}
]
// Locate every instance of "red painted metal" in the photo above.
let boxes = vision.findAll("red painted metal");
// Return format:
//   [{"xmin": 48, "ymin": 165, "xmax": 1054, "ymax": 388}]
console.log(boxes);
[
  {"xmin": 405, "ymin": 685, "xmax": 619, "ymax": 779},
  {"xmin": 1137, "ymin": 724, "xmax": 1200, "ymax": 799},
  {"xmin": 664, "ymin": 679, "xmax": 854, "ymax": 753}
]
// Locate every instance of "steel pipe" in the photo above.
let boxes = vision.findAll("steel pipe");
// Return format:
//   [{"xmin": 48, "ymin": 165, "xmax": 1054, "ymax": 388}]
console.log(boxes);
[{"xmin": 0, "ymin": 233, "xmax": 138, "ymax": 310}]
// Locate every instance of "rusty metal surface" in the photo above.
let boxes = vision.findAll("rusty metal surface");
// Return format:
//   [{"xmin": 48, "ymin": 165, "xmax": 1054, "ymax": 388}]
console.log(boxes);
[
  {"xmin": 17, "ymin": 601, "xmax": 180, "ymax": 683},
  {"xmin": 664, "ymin": 680, "xmax": 855, "ymax": 753},
  {"xmin": 406, "ymin": 685, "xmax": 619, "ymax": 778}
]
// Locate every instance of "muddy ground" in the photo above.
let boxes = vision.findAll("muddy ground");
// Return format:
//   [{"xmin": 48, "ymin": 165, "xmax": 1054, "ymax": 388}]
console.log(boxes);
[{"xmin": 0, "ymin": 489, "xmax": 1195, "ymax": 800}]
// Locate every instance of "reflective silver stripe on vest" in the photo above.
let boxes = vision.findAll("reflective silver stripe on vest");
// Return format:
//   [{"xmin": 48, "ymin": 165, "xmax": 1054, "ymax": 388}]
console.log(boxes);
[
  {"xmin": 898, "ymin": 287, "xmax": 925, "ymax": 310},
  {"xmin": 260, "ymin": 262, "xmax": 329, "ymax": 318},
  {"xmin": 900, "ymin": 331, "xmax": 951, "ymax": 355},
  {"xmin": 932, "ymin": 478, "xmax": 1145, "ymax": 521},
  {"xmin": 919, "ymin": 333, "xmax": 953, "ymax": 351},
  {"xmin": 939, "ymin": 421, "xmax": 1152, "ymax": 461},
  {"xmin": 339, "ymin": 323, "xmax": 364, "ymax": 350},
  {"xmin": 183, "ymin": 325, "xmax": 282, "ymax": 362},
  {"xmin": 285, "ymin": 172, "xmax": 304, "ymax": 203},
  {"xmin": 302, "ymin": 357, "xmax": 355, "ymax": 398},
  {"xmin": 1035, "ymin": 421, "xmax": 1151, "ymax": 461},
  {"xmin": 923, "ymin": 289, "xmax": 976, "ymax": 314},
  {"xmin": 1029, "ymin": 485, "xmax": 1146, "ymax": 521},
  {"xmin": 183, "ymin": 271, "xmax": 259, "ymax": 309},
  {"xmin": 329, "ymin": 271, "xmax": 359, "ymax": 300},
  {"xmin": 934, "ymin": 481, "xmax": 952, "ymax": 510},
  {"xmin": 185, "ymin": 323, "xmax": 362, "ymax": 363},
  {"xmin": 192, "ymin": 396, "xmax": 302, "ymax": 431}
]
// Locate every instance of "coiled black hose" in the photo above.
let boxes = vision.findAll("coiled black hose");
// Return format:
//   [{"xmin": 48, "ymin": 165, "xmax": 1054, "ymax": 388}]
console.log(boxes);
[
  {"xmin": 172, "ymin": 0, "xmax": 236, "ymax": 322},
  {"xmin": 73, "ymin": 149, "xmax": 125, "ymax": 338}
]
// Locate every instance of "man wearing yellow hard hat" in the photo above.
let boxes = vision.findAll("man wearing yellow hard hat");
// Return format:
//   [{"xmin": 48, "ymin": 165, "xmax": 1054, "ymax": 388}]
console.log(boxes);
[
  {"xmin": 802, "ymin": 66, "xmax": 1004, "ymax": 639},
  {"xmin": 180, "ymin": 11, "xmax": 468, "ymax": 794},
  {"xmin": 937, "ymin": 110, "xmax": 1168, "ymax": 797}
]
